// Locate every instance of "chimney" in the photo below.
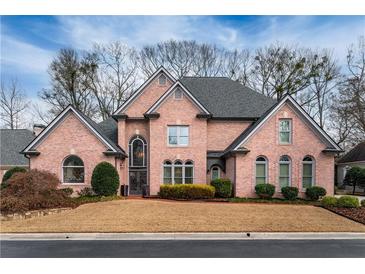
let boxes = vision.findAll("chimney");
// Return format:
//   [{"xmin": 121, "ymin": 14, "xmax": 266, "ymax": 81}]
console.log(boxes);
[{"xmin": 33, "ymin": 124, "xmax": 46, "ymax": 136}]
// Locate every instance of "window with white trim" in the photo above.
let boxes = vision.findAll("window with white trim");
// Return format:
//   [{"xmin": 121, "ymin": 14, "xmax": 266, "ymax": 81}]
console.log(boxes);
[
  {"xmin": 279, "ymin": 155, "xmax": 291, "ymax": 188},
  {"xmin": 302, "ymin": 156, "xmax": 314, "ymax": 189},
  {"xmin": 279, "ymin": 119, "xmax": 292, "ymax": 144},
  {"xmin": 163, "ymin": 160, "xmax": 194, "ymax": 184},
  {"xmin": 62, "ymin": 155, "xmax": 84, "ymax": 183},
  {"xmin": 158, "ymin": 74, "xmax": 167, "ymax": 85},
  {"xmin": 168, "ymin": 126, "xmax": 189, "ymax": 146},
  {"xmin": 211, "ymin": 166, "xmax": 221, "ymax": 181},
  {"xmin": 255, "ymin": 156, "xmax": 267, "ymax": 184},
  {"xmin": 174, "ymin": 87, "xmax": 183, "ymax": 99}
]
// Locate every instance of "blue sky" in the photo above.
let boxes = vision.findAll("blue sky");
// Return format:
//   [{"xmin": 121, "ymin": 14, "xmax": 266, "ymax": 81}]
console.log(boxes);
[{"xmin": 1, "ymin": 16, "xmax": 364, "ymax": 100}]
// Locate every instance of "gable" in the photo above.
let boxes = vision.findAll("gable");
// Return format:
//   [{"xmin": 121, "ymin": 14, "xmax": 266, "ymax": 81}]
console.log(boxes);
[
  {"xmin": 227, "ymin": 95, "xmax": 342, "ymax": 153},
  {"xmin": 114, "ymin": 67, "xmax": 175, "ymax": 117},
  {"xmin": 22, "ymin": 106, "xmax": 124, "ymax": 155},
  {"xmin": 145, "ymin": 81, "xmax": 211, "ymax": 115}
]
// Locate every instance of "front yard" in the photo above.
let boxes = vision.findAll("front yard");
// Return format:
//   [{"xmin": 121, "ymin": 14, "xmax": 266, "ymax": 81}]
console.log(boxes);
[{"xmin": 1, "ymin": 199, "xmax": 365, "ymax": 233}]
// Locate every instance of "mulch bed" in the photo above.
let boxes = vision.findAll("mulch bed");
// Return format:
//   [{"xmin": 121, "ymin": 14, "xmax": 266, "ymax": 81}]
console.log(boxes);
[{"xmin": 324, "ymin": 206, "xmax": 365, "ymax": 225}]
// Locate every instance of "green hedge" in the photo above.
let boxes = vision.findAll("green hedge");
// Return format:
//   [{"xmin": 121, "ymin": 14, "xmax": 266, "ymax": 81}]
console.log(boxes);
[
  {"xmin": 361, "ymin": 200, "xmax": 365, "ymax": 207},
  {"xmin": 281, "ymin": 186, "xmax": 299, "ymax": 200},
  {"xmin": 91, "ymin": 162, "xmax": 120, "ymax": 196},
  {"xmin": 255, "ymin": 183, "xmax": 275, "ymax": 199},
  {"xmin": 305, "ymin": 186, "xmax": 326, "ymax": 201},
  {"xmin": 159, "ymin": 184, "xmax": 215, "ymax": 200},
  {"xmin": 337, "ymin": 196, "xmax": 360, "ymax": 208},
  {"xmin": 211, "ymin": 178, "xmax": 232, "ymax": 198},
  {"xmin": 321, "ymin": 196, "xmax": 338, "ymax": 207}
]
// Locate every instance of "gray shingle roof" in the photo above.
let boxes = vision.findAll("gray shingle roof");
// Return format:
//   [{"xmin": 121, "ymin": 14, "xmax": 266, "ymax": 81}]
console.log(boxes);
[
  {"xmin": 337, "ymin": 141, "xmax": 365, "ymax": 164},
  {"xmin": 180, "ymin": 77, "xmax": 276, "ymax": 118},
  {"xmin": 0, "ymin": 129, "xmax": 35, "ymax": 166}
]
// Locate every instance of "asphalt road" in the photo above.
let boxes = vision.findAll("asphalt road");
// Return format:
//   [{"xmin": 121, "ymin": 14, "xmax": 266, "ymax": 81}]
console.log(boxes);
[{"xmin": 1, "ymin": 239, "xmax": 365, "ymax": 257}]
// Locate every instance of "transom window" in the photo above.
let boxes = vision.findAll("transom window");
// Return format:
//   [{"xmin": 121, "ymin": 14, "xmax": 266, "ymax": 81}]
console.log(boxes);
[
  {"xmin": 158, "ymin": 74, "xmax": 167, "ymax": 85},
  {"xmin": 163, "ymin": 160, "xmax": 194, "ymax": 184},
  {"xmin": 174, "ymin": 87, "xmax": 183, "ymax": 99},
  {"xmin": 211, "ymin": 166, "xmax": 221, "ymax": 181},
  {"xmin": 279, "ymin": 119, "xmax": 292, "ymax": 144},
  {"xmin": 168, "ymin": 126, "xmax": 189, "ymax": 146},
  {"xmin": 129, "ymin": 136, "xmax": 147, "ymax": 167},
  {"xmin": 279, "ymin": 155, "xmax": 291, "ymax": 188},
  {"xmin": 302, "ymin": 156, "xmax": 315, "ymax": 189},
  {"xmin": 62, "ymin": 155, "xmax": 84, "ymax": 183},
  {"xmin": 255, "ymin": 156, "xmax": 267, "ymax": 184}
]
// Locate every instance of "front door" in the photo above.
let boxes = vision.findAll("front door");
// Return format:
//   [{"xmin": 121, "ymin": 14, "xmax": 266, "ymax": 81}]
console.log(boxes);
[{"xmin": 129, "ymin": 170, "xmax": 147, "ymax": 195}]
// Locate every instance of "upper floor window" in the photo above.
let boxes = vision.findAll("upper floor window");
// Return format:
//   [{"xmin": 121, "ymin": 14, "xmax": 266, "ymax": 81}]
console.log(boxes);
[
  {"xmin": 129, "ymin": 136, "xmax": 147, "ymax": 167},
  {"xmin": 279, "ymin": 155, "xmax": 291, "ymax": 188},
  {"xmin": 168, "ymin": 126, "xmax": 189, "ymax": 146},
  {"xmin": 163, "ymin": 160, "xmax": 194, "ymax": 184},
  {"xmin": 255, "ymin": 156, "xmax": 267, "ymax": 184},
  {"xmin": 174, "ymin": 87, "xmax": 183, "ymax": 99},
  {"xmin": 62, "ymin": 155, "xmax": 84, "ymax": 183},
  {"xmin": 211, "ymin": 166, "xmax": 221, "ymax": 181},
  {"xmin": 158, "ymin": 74, "xmax": 167, "ymax": 85},
  {"xmin": 279, "ymin": 119, "xmax": 292, "ymax": 144},
  {"xmin": 302, "ymin": 156, "xmax": 315, "ymax": 189}
]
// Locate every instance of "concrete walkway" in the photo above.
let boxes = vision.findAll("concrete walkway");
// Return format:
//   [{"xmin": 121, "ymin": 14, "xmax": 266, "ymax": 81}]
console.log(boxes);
[{"xmin": 2, "ymin": 232, "xmax": 365, "ymax": 241}]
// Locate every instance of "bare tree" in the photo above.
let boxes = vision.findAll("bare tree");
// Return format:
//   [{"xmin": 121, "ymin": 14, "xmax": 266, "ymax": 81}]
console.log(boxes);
[
  {"xmin": 304, "ymin": 50, "xmax": 341, "ymax": 128},
  {"xmin": 221, "ymin": 49, "xmax": 254, "ymax": 86},
  {"xmin": 83, "ymin": 42, "xmax": 139, "ymax": 120},
  {"xmin": 251, "ymin": 43, "xmax": 317, "ymax": 100},
  {"xmin": 0, "ymin": 79, "xmax": 29, "ymax": 129},
  {"xmin": 192, "ymin": 43, "xmax": 223, "ymax": 77},
  {"xmin": 39, "ymin": 48, "xmax": 96, "ymax": 118}
]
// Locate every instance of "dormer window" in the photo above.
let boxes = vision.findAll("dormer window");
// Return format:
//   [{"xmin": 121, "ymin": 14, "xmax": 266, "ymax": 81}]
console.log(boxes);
[
  {"xmin": 174, "ymin": 87, "xmax": 183, "ymax": 99},
  {"xmin": 158, "ymin": 74, "xmax": 167, "ymax": 85}
]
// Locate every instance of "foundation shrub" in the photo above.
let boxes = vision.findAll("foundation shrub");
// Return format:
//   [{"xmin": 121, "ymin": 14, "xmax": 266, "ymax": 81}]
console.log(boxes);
[
  {"xmin": 321, "ymin": 196, "xmax": 338, "ymax": 207},
  {"xmin": 159, "ymin": 184, "xmax": 215, "ymax": 200},
  {"xmin": 255, "ymin": 183, "xmax": 275, "ymax": 199},
  {"xmin": 305, "ymin": 186, "xmax": 326, "ymax": 201},
  {"xmin": 91, "ymin": 162, "xmax": 120, "ymax": 196},
  {"xmin": 337, "ymin": 196, "xmax": 360, "ymax": 208},
  {"xmin": 77, "ymin": 187, "xmax": 95, "ymax": 197},
  {"xmin": 0, "ymin": 169, "xmax": 74, "ymax": 214},
  {"xmin": 210, "ymin": 178, "xmax": 232, "ymax": 198},
  {"xmin": 1, "ymin": 167, "xmax": 27, "ymax": 189},
  {"xmin": 281, "ymin": 186, "xmax": 299, "ymax": 200},
  {"xmin": 361, "ymin": 200, "xmax": 365, "ymax": 207}
]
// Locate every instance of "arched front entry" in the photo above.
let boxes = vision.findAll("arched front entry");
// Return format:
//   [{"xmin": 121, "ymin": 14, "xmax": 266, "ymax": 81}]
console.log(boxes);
[{"xmin": 128, "ymin": 136, "xmax": 147, "ymax": 195}]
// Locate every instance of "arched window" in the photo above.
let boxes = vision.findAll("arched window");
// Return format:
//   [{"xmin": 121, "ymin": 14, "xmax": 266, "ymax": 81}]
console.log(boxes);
[
  {"xmin": 162, "ymin": 160, "xmax": 194, "ymax": 184},
  {"xmin": 279, "ymin": 155, "xmax": 291, "ymax": 188},
  {"xmin": 163, "ymin": 160, "xmax": 172, "ymax": 184},
  {"xmin": 158, "ymin": 74, "xmax": 167, "ymax": 85},
  {"xmin": 211, "ymin": 166, "xmax": 221, "ymax": 181},
  {"xmin": 129, "ymin": 136, "xmax": 147, "ymax": 167},
  {"xmin": 302, "ymin": 156, "xmax": 315, "ymax": 189},
  {"xmin": 62, "ymin": 155, "xmax": 84, "ymax": 183},
  {"xmin": 255, "ymin": 156, "xmax": 267, "ymax": 184}
]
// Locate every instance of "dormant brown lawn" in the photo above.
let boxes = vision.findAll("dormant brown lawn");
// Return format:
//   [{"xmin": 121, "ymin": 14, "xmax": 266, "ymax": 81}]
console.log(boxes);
[{"xmin": 1, "ymin": 199, "xmax": 365, "ymax": 233}]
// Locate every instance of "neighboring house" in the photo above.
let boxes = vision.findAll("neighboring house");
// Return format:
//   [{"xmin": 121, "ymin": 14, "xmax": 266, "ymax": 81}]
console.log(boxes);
[
  {"xmin": 21, "ymin": 67, "xmax": 342, "ymax": 197},
  {"xmin": 0, "ymin": 129, "xmax": 36, "ymax": 182},
  {"xmin": 336, "ymin": 141, "xmax": 365, "ymax": 186}
]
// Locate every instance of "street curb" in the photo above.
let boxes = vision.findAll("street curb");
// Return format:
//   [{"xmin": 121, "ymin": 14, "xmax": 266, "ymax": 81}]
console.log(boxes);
[{"xmin": 1, "ymin": 232, "xmax": 365, "ymax": 241}]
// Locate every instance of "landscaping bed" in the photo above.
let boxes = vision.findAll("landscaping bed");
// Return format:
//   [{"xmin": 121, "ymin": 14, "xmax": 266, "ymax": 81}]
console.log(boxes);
[
  {"xmin": 324, "ymin": 206, "xmax": 365, "ymax": 225},
  {"xmin": 229, "ymin": 197, "xmax": 319, "ymax": 205}
]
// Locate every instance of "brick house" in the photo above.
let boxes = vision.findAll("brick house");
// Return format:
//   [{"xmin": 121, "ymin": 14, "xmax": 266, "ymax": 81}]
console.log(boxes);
[{"xmin": 21, "ymin": 67, "xmax": 342, "ymax": 197}]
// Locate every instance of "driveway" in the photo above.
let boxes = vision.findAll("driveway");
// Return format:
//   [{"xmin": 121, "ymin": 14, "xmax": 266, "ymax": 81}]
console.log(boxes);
[{"xmin": 1, "ymin": 199, "xmax": 365, "ymax": 233}]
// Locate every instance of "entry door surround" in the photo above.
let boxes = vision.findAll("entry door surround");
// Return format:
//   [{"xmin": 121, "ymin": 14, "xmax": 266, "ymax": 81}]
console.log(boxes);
[{"xmin": 128, "ymin": 135, "xmax": 148, "ymax": 195}]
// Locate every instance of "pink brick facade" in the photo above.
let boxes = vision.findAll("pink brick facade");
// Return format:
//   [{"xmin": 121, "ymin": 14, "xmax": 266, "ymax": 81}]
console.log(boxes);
[{"xmin": 26, "ymin": 69, "xmax": 339, "ymax": 197}]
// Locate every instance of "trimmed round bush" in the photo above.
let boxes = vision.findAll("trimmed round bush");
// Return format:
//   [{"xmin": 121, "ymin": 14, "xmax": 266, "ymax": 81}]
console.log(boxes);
[
  {"xmin": 91, "ymin": 162, "xmax": 120, "ymax": 196},
  {"xmin": 337, "ymin": 196, "xmax": 360, "ymax": 208},
  {"xmin": 77, "ymin": 187, "xmax": 95, "ymax": 197},
  {"xmin": 0, "ymin": 169, "xmax": 74, "ymax": 214},
  {"xmin": 211, "ymin": 178, "xmax": 232, "ymax": 198},
  {"xmin": 60, "ymin": 187, "xmax": 73, "ymax": 197},
  {"xmin": 321, "ymin": 196, "xmax": 338, "ymax": 207},
  {"xmin": 305, "ymin": 186, "xmax": 326, "ymax": 201},
  {"xmin": 255, "ymin": 183, "xmax": 275, "ymax": 199},
  {"xmin": 2, "ymin": 166, "xmax": 27, "ymax": 185},
  {"xmin": 361, "ymin": 200, "xmax": 365, "ymax": 207},
  {"xmin": 281, "ymin": 186, "xmax": 299, "ymax": 200},
  {"xmin": 159, "ymin": 184, "xmax": 215, "ymax": 200}
]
